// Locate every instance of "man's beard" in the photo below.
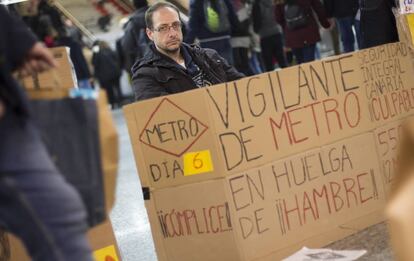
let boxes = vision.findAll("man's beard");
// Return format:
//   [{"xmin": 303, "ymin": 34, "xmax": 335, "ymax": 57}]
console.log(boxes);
[
  {"xmin": 163, "ymin": 46, "xmax": 180, "ymax": 54},
  {"xmin": 159, "ymin": 44, "xmax": 180, "ymax": 55}
]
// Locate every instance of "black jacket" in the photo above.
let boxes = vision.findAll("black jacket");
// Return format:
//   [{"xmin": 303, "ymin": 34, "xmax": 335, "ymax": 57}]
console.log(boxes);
[
  {"xmin": 324, "ymin": 0, "xmax": 359, "ymax": 18},
  {"xmin": 0, "ymin": 6, "xmax": 37, "ymax": 118},
  {"xmin": 121, "ymin": 6, "xmax": 149, "ymax": 72},
  {"xmin": 92, "ymin": 47, "xmax": 122, "ymax": 84},
  {"xmin": 132, "ymin": 43, "xmax": 244, "ymax": 101},
  {"xmin": 360, "ymin": 0, "xmax": 398, "ymax": 48}
]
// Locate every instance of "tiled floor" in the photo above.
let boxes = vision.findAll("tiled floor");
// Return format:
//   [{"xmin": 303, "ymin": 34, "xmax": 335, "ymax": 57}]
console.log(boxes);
[
  {"xmin": 110, "ymin": 109, "xmax": 157, "ymax": 261},
  {"xmin": 109, "ymin": 109, "xmax": 394, "ymax": 261}
]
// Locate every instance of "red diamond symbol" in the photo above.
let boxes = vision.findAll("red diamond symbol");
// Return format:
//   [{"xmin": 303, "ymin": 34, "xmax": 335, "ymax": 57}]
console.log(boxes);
[{"xmin": 139, "ymin": 98, "xmax": 209, "ymax": 157}]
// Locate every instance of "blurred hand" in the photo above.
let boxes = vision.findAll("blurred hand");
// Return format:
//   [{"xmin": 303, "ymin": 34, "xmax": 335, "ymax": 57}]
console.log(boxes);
[
  {"xmin": 328, "ymin": 18, "xmax": 336, "ymax": 30},
  {"xmin": 18, "ymin": 42, "xmax": 57, "ymax": 77}
]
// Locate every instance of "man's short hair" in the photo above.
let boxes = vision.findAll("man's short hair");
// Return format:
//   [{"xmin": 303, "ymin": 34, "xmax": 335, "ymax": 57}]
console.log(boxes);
[{"xmin": 145, "ymin": 1, "xmax": 181, "ymax": 29}]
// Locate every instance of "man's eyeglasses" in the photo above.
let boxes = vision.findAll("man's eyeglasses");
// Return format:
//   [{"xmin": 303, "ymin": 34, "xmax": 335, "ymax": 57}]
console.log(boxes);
[{"xmin": 153, "ymin": 22, "xmax": 182, "ymax": 33}]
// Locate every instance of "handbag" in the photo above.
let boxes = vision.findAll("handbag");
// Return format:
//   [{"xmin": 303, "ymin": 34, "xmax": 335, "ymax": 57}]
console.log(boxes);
[{"xmin": 28, "ymin": 86, "xmax": 118, "ymax": 227}]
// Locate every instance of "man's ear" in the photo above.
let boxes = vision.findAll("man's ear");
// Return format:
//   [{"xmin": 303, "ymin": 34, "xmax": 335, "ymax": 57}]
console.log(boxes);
[{"xmin": 146, "ymin": 28, "xmax": 154, "ymax": 41}]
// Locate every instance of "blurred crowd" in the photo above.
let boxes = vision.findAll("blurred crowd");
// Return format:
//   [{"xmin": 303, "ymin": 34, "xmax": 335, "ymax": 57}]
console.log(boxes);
[{"xmin": 6, "ymin": 0, "xmax": 399, "ymax": 107}]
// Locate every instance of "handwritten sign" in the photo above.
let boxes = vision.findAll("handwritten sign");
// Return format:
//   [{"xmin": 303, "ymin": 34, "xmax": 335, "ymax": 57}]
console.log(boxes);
[
  {"xmin": 184, "ymin": 150, "xmax": 214, "ymax": 176},
  {"xmin": 400, "ymin": 0, "xmax": 414, "ymax": 14},
  {"xmin": 123, "ymin": 42, "xmax": 414, "ymax": 261},
  {"xmin": 93, "ymin": 245, "xmax": 119, "ymax": 261}
]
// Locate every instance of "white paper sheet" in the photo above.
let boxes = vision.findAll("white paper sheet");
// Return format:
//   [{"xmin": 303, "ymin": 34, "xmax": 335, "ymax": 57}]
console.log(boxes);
[{"xmin": 283, "ymin": 247, "xmax": 367, "ymax": 261}]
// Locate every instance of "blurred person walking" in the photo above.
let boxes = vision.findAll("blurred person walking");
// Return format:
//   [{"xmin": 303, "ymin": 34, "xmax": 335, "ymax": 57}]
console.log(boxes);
[
  {"xmin": 120, "ymin": 0, "xmax": 149, "ymax": 74},
  {"xmin": 230, "ymin": 0, "xmax": 254, "ymax": 76},
  {"xmin": 185, "ymin": 0, "xmax": 239, "ymax": 65},
  {"xmin": 252, "ymin": 0, "xmax": 287, "ymax": 71},
  {"xmin": 359, "ymin": 0, "xmax": 398, "ymax": 49},
  {"xmin": 56, "ymin": 29, "xmax": 92, "ymax": 88},
  {"xmin": 92, "ymin": 41, "xmax": 123, "ymax": 109},
  {"xmin": 275, "ymin": 0, "xmax": 331, "ymax": 64},
  {"xmin": 324, "ymin": 0, "xmax": 360, "ymax": 53},
  {"xmin": 0, "ymin": 6, "xmax": 92, "ymax": 261}
]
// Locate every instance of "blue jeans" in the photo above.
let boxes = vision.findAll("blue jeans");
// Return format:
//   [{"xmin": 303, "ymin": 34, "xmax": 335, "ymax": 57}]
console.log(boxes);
[
  {"xmin": 337, "ymin": 16, "xmax": 361, "ymax": 53},
  {"xmin": 292, "ymin": 44, "xmax": 316, "ymax": 64},
  {"xmin": 200, "ymin": 38, "xmax": 234, "ymax": 65},
  {"xmin": 78, "ymin": 79, "xmax": 92, "ymax": 89},
  {"xmin": 0, "ymin": 112, "xmax": 92, "ymax": 261}
]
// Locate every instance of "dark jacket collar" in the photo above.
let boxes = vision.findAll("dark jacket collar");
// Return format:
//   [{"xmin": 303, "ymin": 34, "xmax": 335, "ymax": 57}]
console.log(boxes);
[{"xmin": 132, "ymin": 42, "xmax": 203, "ymax": 72}]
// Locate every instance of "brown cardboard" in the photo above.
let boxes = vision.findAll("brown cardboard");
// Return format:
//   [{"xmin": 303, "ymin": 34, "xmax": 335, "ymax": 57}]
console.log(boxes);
[
  {"xmin": 146, "ymin": 180, "xmax": 241, "ymax": 261},
  {"xmin": 124, "ymin": 50, "xmax": 378, "ymax": 189},
  {"xmin": 225, "ymin": 133, "xmax": 385, "ymax": 260},
  {"xmin": 143, "ymin": 134, "xmax": 386, "ymax": 261},
  {"xmin": 356, "ymin": 43, "xmax": 414, "ymax": 127},
  {"xmin": 18, "ymin": 47, "xmax": 77, "ymax": 90},
  {"xmin": 373, "ymin": 119, "xmax": 405, "ymax": 197},
  {"xmin": 124, "ymin": 42, "xmax": 414, "ymax": 261},
  {"xmin": 124, "ymin": 90, "xmax": 226, "ymax": 188},
  {"xmin": 7, "ymin": 220, "xmax": 120, "ymax": 261}
]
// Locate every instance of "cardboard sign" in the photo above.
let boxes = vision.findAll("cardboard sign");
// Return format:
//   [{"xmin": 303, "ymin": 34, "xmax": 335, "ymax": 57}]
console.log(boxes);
[
  {"xmin": 94, "ymin": 245, "xmax": 120, "ymax": 261},
  {"xmin": 374, "ymin": 119, "xmax": 404, "ymax": 197},
  {"xmin": 124, "ymin": 43, "xmax": 414, "ymax": 261},
  {"xmin": 18, "ymin": 47, "xmax": 78, "ymax": 90},
  {"xmin": 400, "ymin": 0, "xmax": 414, "ymax": 14}
]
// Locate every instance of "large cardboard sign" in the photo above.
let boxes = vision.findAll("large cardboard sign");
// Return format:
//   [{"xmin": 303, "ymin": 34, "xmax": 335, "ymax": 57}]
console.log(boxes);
[{"xmin": 124, "ymin": 42, "xmax": 414, "ymax": 260}]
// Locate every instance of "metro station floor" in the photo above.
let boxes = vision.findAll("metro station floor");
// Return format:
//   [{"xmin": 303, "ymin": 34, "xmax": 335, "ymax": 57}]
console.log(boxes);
[{"xmin": 109, "ymin": 109, "xmax": 394, "ymax": 261}]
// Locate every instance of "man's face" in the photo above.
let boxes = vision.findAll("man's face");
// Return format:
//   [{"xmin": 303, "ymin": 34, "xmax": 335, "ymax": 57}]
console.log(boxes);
[{"xmin": 147, "ymin": 7, "xmax": 183, "ymax": 54}]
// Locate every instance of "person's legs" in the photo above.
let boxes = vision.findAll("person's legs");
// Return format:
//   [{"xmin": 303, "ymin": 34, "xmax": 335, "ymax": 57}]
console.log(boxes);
[
  {"xmin": 292, "ymin": 47, "xmax": 305, "ymax": 64},
  {"xmin": 0, "ymin": 112, "xmax": 92, "ymax": 261},
  {"xmin": 200, "ymin": 38, "xmax": 234, "ymax": 65},
  {"xmin": 77, "ymin": 79, "xmax": 92, "ymax": 89},
  {"xmin": 260, "ymin": 36, "xmax": 275, "ymax": 72},
  {"xmin": 354, "ymin": 19, "xmax": 362, "ymax": 49},
  {"xmin": 102, "ymin": 81, "xmax": 116, "ymax": 108},
  {"xmin": 302, "ymin": 44, "xmax": 316, "ymax": 63},
  {"xmin": 249, "ymin": 52, "xmax": 262, "ymax": 74},
  {"xmin": 11, "ymin": 168, "xmax": 92, "ymax": 261},
  {"xmin": 112, "ymin": 78, "xmax": 123, "ymax": 108},
  {"xmin": 272, "ymin": 33, "xmax": 288, "ymax": 68},
  {"xmin": 0, "ymin": 176, "xmax": 64, "ymax": 261},
  {"xmin": 232, "ymin": 47, "xmax": 253, "ymax": 76},
  {"xmin": 337, "ymin": 16, "xmax": 356, "ymax": 53}
]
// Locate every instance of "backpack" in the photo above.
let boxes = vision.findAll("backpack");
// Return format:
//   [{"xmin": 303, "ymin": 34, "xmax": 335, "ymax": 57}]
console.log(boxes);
[
  {"xmin": 284, "ymin": 0, "xmax": 310, "ymax": 30},
  {"xmin": 203, "ymin": 0, "xmax": 231, "ymax": 33},
  {"xmin": 121, "ymin": 12, "xmax": 149, "ymax": 72}
]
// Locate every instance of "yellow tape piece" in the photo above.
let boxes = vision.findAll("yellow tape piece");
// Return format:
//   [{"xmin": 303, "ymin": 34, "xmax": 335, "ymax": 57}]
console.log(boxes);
[
  {"xmin": 183, "ymin": 150, "xmax": 214, "ymax": 176},
  {"xmin": 407, "ymin": 13, "xmax": 414, "ymax": 45},
  {"xmin": 93, "ymin": 245, "xmax": 119, "ymax": 261}
]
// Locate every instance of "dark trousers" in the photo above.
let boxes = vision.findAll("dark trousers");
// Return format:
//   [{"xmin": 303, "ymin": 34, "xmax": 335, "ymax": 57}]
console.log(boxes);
[
  {"xmin": 102, "ymin": 78, "xmax": 122, "ymax": 108},
  {"xmin": 200, "ymin": 38, "xmax": 234, "ymax": 65},
  {"xmin": 0, "ymin": 112, "xmax": 92, "ymax": 261},
  {"xmin": 260, "ymin": 33, "xmax": 288, "ymax": 71},
  {"xmin": 360, "ymin": 0, "xmax": 398, "ymax": 49},
  {"xmin": 337, "ymin": 16, "xmax": 361, "ymax": 53},
  {"xmin": 232, "ymin": 47, "xmax": 253, "ymax": 76},
  {"xmin": 292, "ymin": 44, "xmax": 316, "ymax": 64}
]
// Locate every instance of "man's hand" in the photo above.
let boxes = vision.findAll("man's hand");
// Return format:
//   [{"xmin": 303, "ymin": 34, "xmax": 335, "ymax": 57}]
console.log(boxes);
[{"xmin": 19, "ymin": 42, "xmax": 57, "ymax": 77}]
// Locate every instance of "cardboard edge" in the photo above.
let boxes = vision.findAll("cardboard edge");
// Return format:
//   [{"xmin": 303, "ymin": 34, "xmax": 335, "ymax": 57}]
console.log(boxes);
[
  {"xmin": 123, "ymin": 105, "xmax": 150, "ymax": 187},
  {"xmin": 251, "ymin": 210, "xmax": 386, "ymax": 261}
]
